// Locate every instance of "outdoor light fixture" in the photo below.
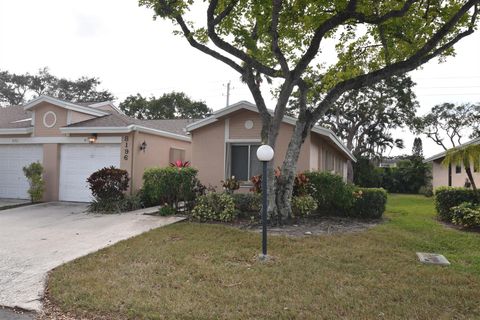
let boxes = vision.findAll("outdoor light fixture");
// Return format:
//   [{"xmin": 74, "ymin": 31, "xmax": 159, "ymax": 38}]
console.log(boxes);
[
  {"xmin": 256, "ymin": 144, "xmax": 274, "ymax": 260},
  {"xmin": 140, "ymin": 141, "xmax": 147, "ymax": 152},
  {"xmin": 88, "ymin": 134, "xmax": 97, "ymax": 144}
]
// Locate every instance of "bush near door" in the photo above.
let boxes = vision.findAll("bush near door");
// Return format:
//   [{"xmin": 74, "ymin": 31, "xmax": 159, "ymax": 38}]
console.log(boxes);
[{"xmin": 141, "ymin": 167, "xmax": 202, "ymax": 210}]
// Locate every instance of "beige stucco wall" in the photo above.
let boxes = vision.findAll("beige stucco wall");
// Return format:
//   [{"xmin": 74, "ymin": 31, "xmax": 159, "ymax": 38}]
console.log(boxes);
[
  {"xmin": 190, "ymin": 110, "xmax": 351, "ymax": 189},
  {"xmin": 432, "ymin": 158, "xmax": 480, "ymax": 189},
  {"xmin": 42, "ymin": 144, "xmax": 60, "ymax": 201},
  {"xmin": 69, "ymin": 111, "xmax": 96, "ymax": 124},
  {"xmin": 130, "ymin": 131, "xmax": 192, "ymax": 191},
  {"xmin": 33, "ymin": 103, "xmax": 68, "ymax": 137},
  {"xmin": 191, "ymin": 120, "xmax": 226, "ymax": 189}
]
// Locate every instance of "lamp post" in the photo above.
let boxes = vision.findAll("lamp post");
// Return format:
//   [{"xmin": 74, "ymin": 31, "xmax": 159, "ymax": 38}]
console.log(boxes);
[{"xmin": 256, "ymin": 144, "xmax": 274, "ymax": 259}]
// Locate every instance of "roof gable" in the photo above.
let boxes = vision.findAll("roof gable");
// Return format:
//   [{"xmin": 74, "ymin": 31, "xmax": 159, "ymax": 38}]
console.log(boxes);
[
  {"xmin": 425, "ymin": 137, "xmax": 480, "ymax": 162},
  {"xmin": 187, "ymin": 101, "xmax": 356, "ymax": 161},
  {"xmin": 23, "ymin": 95, "xmax": 109, "ymax": 117}
]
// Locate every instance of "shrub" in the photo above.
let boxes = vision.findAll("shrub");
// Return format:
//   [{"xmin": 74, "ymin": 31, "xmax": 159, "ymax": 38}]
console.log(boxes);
[
  {"xmin": 142, "ymin": 167, "xmax": 199, "ymax": 208},
  {"xmin": 23, "ymin": 162, "xmax": 45, "ymax": 202},
  {"xmin": 304, "ymin": 171, "xmax": 355, "ymax": 215},
  {"xmin": 351, "ymin": 188, "xmax": 387, "ymax": 219},
  {"xmin": 221, "ymin": 176, "xmax": 240, "ymax": 194},
  {"xmin": 451, "ymin": 202, "xmax": 480, "ymax": 228},
  {"xmin": 158, "ymin": 205, "xmax": 176, "ymax": 216},
  {"xmin": 88, "ymin": 193, "xmax": 142, "ymax": 214},
  {"xmin": 87, "ymin": 166, "xmax": 129, "ymax": 201},
  {"xmin": 191, "ymin": 193, "xmax": 236, "ymax": 222},
  {"xmin": 434, "ymin": 187, "xmax": 478, "ymax": 221},
  {"xmin": 419, "ymin": 185, "xmax": 434, "ymax": 197},
  {"xmin": 292, "ymin": 195, "xmax": 318, "ymax": 218},
  {"xmin": 232, "ymin": 193, "xmax": 261, "ymax": 213}
]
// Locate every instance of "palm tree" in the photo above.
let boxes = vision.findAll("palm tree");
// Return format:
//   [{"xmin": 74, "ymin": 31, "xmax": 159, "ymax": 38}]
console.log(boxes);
[{"xmin": 442, "ymin": 144, "xmax": 480, "ymax": 191}]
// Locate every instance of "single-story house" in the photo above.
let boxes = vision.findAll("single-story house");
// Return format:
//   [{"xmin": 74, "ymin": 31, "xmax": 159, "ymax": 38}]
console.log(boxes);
[
  {"xmin": 425, "ymin": 137, "xmax": 480, "ymax": 189},
  {"xmin": 0, "ymin": 95, "xmax": 192, "ymax": 202},
  {"xmin": 0, "ymin": 97, "xmax": 354, "ymax": 202},
  {"xmin": 187, "ymin": 101, "xmax": 356, "ymax": 190}
]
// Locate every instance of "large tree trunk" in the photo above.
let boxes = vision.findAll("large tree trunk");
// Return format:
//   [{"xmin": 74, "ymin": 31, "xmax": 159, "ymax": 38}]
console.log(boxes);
[
  {"xmin": 346, "ymin": 160, "xmax": 354, "ymax": 183},
  {"xmin": 465, "ymin": 166, "xmax": 477, "ymax": 191},
  {"xmin": 275, "ymin": 119, "xmax": 310, "ymax": 222}
]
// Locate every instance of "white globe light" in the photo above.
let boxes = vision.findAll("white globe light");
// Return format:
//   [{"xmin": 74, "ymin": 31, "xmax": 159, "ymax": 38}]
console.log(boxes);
[{"xmin": 257, "ymin": 144, "xmax": 274, "ymax": 162}]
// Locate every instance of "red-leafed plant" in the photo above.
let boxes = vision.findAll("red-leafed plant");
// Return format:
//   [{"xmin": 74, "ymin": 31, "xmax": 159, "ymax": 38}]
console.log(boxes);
[
  {"xmin": 251, "ymin": 170, "xmax": 309, "ymax": 196},
  {"xmin": 170, "ymin": 160, "xmax": 191, "ymax": 168},
  {"xmin": 87, "ymin": 166, "xmax": 129, "ymax": 201}
]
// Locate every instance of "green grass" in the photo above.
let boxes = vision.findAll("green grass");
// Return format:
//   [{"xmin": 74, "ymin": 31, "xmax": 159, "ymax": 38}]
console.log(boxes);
[{"xmin": 47, "ymin": 195, "xmax": 480, "ymax": 319}]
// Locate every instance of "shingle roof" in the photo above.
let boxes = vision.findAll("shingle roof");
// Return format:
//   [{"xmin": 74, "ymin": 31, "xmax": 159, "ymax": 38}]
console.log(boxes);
[
  {"xmin": 66, "ymin": 113, "xmax": 196, "ymax": 137},
  {"xmin": 0, "ymin": 105, "xmax": 32, "ymax": 128}
]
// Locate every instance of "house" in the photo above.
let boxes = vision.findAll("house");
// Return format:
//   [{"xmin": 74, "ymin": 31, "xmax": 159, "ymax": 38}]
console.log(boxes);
[
  {"xmin": 425, "ymin": 137, "xmax": 480, "ymax": 189},
  {"xmin": 0, "ymin": 95, "xmax": 192, "ymax": 202},
  {"xmin": 186, "ymin": 101, "xmax": 356, "ymax": 190}
]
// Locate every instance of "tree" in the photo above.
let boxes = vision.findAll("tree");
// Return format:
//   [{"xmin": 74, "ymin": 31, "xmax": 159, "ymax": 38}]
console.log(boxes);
[
  {"xmin": 443, "ymin": 144, "xmax": 480, "ymax": 191},
  {"xmin": 140, "ymin": 0, "xmax": 480, "ymax": 222},
  {"xmin": 119, "ymin": 92, "xmax": 212, "ymax": 119},
  {"xmin": 317, "ymin": 75, "xmax": 417, "ymax": 181},
  {"xmin": 412, "ymin": 137, "xmax": 424, "ymax": 158},
  {"xmin": 0, "ymin": 68, "xmax": 114, "ymax": 106},
  {"xmin": 414, "ymin": 102, "xmax": 480, "ymax": 150}
]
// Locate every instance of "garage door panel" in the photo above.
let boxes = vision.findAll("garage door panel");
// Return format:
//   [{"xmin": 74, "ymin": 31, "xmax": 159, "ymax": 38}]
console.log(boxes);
[
  {"xmin": 59, "ymin": 144, "xmax": 120, "ymax": 202},
  {"xmin": 0, "ymin": 145, "xmax": 43, "ymax": 199}
]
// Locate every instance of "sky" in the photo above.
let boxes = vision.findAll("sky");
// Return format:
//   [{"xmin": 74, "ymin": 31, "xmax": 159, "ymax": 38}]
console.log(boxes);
[{"xmin": 1, "ymin": 0, "xmax": 479, "ymax": 158}]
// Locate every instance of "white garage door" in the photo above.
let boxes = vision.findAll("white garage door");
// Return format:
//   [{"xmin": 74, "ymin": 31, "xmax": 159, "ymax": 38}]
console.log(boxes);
[
  {"xmin": 0, "ymin": 145, "xmax": 43, "ymax": 199},
  {"xmin": 59, "ymin": 144, "xmax": 121, "ymax": 202}
]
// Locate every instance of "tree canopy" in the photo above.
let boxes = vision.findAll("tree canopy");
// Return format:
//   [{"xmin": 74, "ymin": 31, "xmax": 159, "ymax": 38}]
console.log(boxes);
[
  {"xmin": 319, "ymin": 75, "xmax": 418, "ymax": 158},
  {"xmin": 140, "ymin": 0, "xmax": 480, "ymax": 220},
  {"xmin": 119, "ymin": 92, "xmax": 212, "ymax": 119},
  {"xmin": 0, "ymin": 68, "xmax": 114, "ymax": 106},
  {"xmin": 414, "ymin": 102, "xmax": 480, "ymax": 150}
]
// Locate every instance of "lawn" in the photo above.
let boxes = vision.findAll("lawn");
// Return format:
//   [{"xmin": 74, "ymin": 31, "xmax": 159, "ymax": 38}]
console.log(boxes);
[{"xmin": 45, "ymin": 195, "xmax": 480, "ymax": 319}]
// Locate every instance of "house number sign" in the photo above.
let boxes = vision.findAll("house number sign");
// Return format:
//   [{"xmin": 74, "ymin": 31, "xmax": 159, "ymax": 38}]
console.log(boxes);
[{"xmin": 123, "ymin": 136, "xmax": 130, "ymax": 160}]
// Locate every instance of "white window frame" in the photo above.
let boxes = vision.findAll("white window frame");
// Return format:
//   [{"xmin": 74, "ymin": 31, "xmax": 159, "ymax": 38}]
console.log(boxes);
[{"xmin": 227, "ymin": 143, "xmax": 261, "ymax": 183}]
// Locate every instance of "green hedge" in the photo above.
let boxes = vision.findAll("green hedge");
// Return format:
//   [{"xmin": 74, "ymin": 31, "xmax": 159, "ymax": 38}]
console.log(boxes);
[
  {"xmin": 352, "ymin": 188, "xmax": 387, "ymax": 219},
  {"xmin": 304, "ymin": 171, "xmax": 386, "ymax": 219},
  {"xmin": 142, "ymin": 167, "xmax": 200, "ymax": 207},
  {"xmin": 304, "ymin": 171, "xmax": 355, "ymax": 215},
  {"xmin": 434, "ymin": 187, "xmax": 478, "ymax": 221},
  {"xmin": 232, "ymin": 193, "xmax": 261, "ymax": 214}
]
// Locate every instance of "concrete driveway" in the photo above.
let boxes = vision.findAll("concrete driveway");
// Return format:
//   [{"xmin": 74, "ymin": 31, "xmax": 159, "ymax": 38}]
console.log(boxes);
[{"xmin": 0, "ymin": 202, "xmax": 184, "ymax": 311}]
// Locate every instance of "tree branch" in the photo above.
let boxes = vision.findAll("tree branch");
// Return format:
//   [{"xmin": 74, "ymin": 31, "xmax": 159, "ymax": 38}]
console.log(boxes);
[
  {"xmin": 271, "ymin": 0, "xmax": 290, "ymax": 75},
  {"xmin": 207, "ymin": 0, "xmax": 281, "ymax": 78},
  {"xmin": 310, "ymin": 0, "xmax": 479, "ymax": 122}
]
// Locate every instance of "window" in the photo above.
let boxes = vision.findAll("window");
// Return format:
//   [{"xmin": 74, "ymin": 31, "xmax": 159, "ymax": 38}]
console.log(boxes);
[
  {"xmin": 455, "ymin": 163, "xmax": 462, "ymax": 174},
  {"xmin": 230, "ymin": 144, "xmax": 261, "ymax": 181},
  {"xmin": 170, "ymin": 148, "xmax": 185, "ymax": 163}
]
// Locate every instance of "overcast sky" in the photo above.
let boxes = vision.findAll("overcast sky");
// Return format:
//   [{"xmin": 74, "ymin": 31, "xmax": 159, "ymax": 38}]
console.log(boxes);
[{"xmin": 1, "ymin": 0, "xmax": 479, "ymax": 158}]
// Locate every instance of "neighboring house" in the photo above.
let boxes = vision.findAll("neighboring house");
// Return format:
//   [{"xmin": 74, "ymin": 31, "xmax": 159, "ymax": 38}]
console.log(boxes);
[
  {"xmin": 186, "ymin": 101, "xmax": 356, "ymax": 190},
  {"xmin": 425, "ymin": 137, "xmax": 480, "ymax": 189},
  {"xmin": 379, "ymin": 158, "xmax": 400, "ymax": 168},
  {"xmin": 0, "ymin": 95, "xmax": 192, "ymax": 202}
]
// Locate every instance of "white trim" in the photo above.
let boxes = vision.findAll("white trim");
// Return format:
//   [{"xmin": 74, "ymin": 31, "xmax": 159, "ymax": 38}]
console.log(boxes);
[
  {"xmin": 226, "ymin": 138, "xmax": 262, "ymax": 143},
  {"xmin": 424, "ymin": 137, "xmax": 480, "ymax": 163},
  {"xmin": 88, "ymin": 101, "xmax": 125, "ymax": 115},
  {"xmin": 0, "ymin": 136, "xmax": 121, "ymax": 144},
  {"xmin": 66, "ymin": 110, "xmax": 72, "ymax": 125},
  {"xmin": 60, "ymin": 124, "xmax": 191, "ymax": 142},
  {"xmin": 0, "ymin": 128, "xmax": 34, "ymax": 135},
  {"xmin": 224, "ymin": 118, "xmax": 229, "ymax": 180},
  {"xmin": 187, "ymin": 101, "xmax": 356, "ymax": 162},
  {"xmin": 31, "ymin": 111, "xmax": 35, "ymax": 126},
  {"xmin": 42, "ymin": 111, "xmax": 57, "ymax": 128},
  {"xmin": 23, "ymin": 95, "xmax": 109, "ymax": 117},
  {"xmin": 10, "ymin": 118, "xmax": 32, "ymax": 124}
]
